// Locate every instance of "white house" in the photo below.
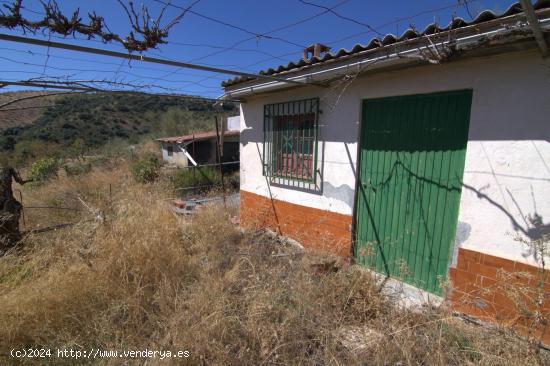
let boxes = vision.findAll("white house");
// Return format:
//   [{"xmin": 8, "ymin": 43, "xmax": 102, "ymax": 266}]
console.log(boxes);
[
  {"xmin": 226, "ymin": 115, "xmax": 240, "ymax": 131},
  {"xmin": 222, "ymin": 2, "xmax": 550, "ymax": 341},
  {"xmin": 158, "ymin": 130, "xmax": 240, "ymax": 168},
  {"xmin": 157, "ymin": 116, "xmax": 241, "ymax": 168}
]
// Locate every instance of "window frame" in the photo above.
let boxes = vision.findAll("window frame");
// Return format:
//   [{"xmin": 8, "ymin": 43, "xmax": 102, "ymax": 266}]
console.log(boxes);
[
  {"xmin": 262, "ymin": 98, "xmax": 319, "ymax": 185},
  {"xmin": 166, "ymin": 144, "xmax": 174, "ymax": 157}
]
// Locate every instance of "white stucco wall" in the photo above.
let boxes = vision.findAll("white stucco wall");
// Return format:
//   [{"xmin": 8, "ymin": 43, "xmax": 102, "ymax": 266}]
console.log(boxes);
[
  {"xmin": 161, "ymin": 142, "xmax": 189, "ymax": 167},
  {"xmin": 227, "ymin": 115, "xmax": 241, "ymax": 131},
  {"xmin": 239, "ymin": 49, "xmax": 550, "ymax": 266}
]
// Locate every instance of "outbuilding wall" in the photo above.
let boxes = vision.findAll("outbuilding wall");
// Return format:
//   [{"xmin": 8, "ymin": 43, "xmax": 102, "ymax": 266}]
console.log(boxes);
[
  {"xmin": 239, "ymin": 47, "xmax": 550, "ymax": 283},
  {"xmin": 227, "ymin": 115, "xmax": 241, "ymax": 132},
  {"xmin": 161, "ymin": 136, "xmax": 241, "ymax": 168},
  {"xmin": 161, "ymin": 142, "xmax": 189, "ymax": 167}
]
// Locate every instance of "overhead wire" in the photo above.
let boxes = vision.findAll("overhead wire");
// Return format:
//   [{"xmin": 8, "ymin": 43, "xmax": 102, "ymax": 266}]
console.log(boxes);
[
  {"xmin": 297, "ymin": 0, "xmax": 383, "ymax": 36},
  {"xmin": 158, "ymin": 0, "xmax": 477, "ymax": 67},
  {"xmin": 0, "ymin": 0, "xmax": 481, "ymax": 95},
  {"xmin": 198, "ymin": 0, "xmax": 479, "ymax": 87},
  {"xmin": 2, "ymin": 0, "xmax": 479, "ymax": 62},
  {"xmin": 184, "ymin": 0, "xmax": 350, "ymax": 63},
  {"xmin": 2, "ymin": 0, "xmax": 347, "ymax": 75},
  {"xmin": 0, "ymin": 33, "xmax": 313, "ymax": 86},
  {"xmin": 0, "ymin": 47, "xmax": 224, "ymax": 87},
  {"xmin": 228, "ymin": 0, "xmax": 481, "ymax": 71},
  {"xmin": 153, "ymin": 0, "xmax": 308, "ymax": 49},
  {"xmin": 0, "ymin": 81, "xmax": 233, "ymax": 102},
  {"xmin": 0, "ymin": 55, "xmax": 216, "ymax": 86},
  {"xmin": 154, "ymin": 0, "xmax": 350, "ymax": 79},
  {"xmin": 0, "ymin": 43, "xmax": 227, "ymax": 79},
  {"xmin": 4, "ymin": 26, "xmax": 250, "ymax": 69},
  {"xmin": 325, "ymin": 0, "xmax": 479, "ymax": 45},
  {"xmin": 0, "ymin": 65, "xmax": 218, "ymax": 94},
  {"xmin": 0, "ymin": 1, "xmax": 277, "ymax": 67}
]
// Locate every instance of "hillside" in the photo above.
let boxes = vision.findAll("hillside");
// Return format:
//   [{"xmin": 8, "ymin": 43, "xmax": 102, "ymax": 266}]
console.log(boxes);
[
  {"xmin": 0, "ymin": 91, "xmax": 236, "ymax": 164},
  {"xmin": 0, "ymin": 91, "xmax": 61, "ymax": 130}
]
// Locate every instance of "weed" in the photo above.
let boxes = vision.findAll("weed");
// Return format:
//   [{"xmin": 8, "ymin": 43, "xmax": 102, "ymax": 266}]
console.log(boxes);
[
  {"xmin": 172, "ymin": 166, "xmax": 221, "ymax": 190},
  {"xmin": 28, "ymin": 157, "xmax": 59, "ymax": 183},
  {"xmin": 131, "ymin": 153, "xmax": 161, "ymax": 183},
  {"xmin": 0, "ymin": 160, "xmax": 546, "ymax": 365}
]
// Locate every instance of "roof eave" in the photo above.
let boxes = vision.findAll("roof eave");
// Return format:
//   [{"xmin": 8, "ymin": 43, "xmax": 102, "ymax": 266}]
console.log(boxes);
[
  {"xmin": 157, "ymin": 131, "xmax": 240, "ymax": 144},
  {"xmin": 223, "ymin": 23, "xmax": 549, "ymax": 99},
  {"xmin": 222, "ymin": 7, "xmax": 550, "ymax": 98}
]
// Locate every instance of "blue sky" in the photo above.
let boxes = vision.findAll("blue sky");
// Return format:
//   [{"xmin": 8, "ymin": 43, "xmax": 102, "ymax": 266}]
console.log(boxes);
[{"xmin": 0, "ymin": 0, "xmax": 520, "ymax": 98}]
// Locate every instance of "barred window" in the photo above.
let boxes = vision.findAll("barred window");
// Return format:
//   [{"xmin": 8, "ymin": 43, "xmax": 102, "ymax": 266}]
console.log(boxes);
[
  {"xmin": 167, "ymin": 145, "xmax": 174, "ymax": 157},
  {"xmin": 263, "ymin": 98, "xmax": 319, "ymax": 184}
]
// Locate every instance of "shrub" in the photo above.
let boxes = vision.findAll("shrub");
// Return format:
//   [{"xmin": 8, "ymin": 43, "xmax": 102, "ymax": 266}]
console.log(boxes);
[
  {"xmin": 173, "ymin": 166, "xmax": 220, "ymax": 189},
  {"xmin": 29, "ymin": 157, "xmax": 59, "ymax": 182},
  {"xmin": 131, "ymin": 153, "xmax": 161, "ymax": 183},
  {"xmin": 11, "ymin": 140, "xmax": 59, "ymax": 166},
  {"xmin": 0, "ymin": 136, "xmax": 15, "ymax": 151},
  {"xmin": 227, "ymin": 171, "xmax": 240, "ymax": 190},
  {"xmin": 63, "ymin": 160, "xmax": 92, "ymax": 176}
]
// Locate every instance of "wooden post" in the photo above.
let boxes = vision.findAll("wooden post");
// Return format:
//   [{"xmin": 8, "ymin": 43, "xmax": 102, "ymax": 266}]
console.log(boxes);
[
  {"xmin": 192, "ymin": 132, "xmax": 196, "ymax": 196},
  {"xmin": 215, "ymin": 116, "xmax": 226, "ymax": 208},
  {"xmin": 219, "ymin": 113, "xmax": 226, "ymax": 153},
  {"xmin": 17, "ymin": 190, "xmax": 25, "ymax": 229}
]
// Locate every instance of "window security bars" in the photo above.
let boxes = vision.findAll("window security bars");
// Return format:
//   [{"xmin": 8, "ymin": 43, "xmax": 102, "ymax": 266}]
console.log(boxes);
[{"xmin": 263, "ymin": 98, "xmax": 319, "ymax": 187}]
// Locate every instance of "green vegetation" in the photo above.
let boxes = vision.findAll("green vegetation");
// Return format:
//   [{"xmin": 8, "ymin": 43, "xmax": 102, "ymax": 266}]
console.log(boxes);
[
  {"xmin": 0, "ymin": 158, "xmax": 546, "ymax": 365},
  {"xmin": 172, "ymin": 166, "xmax": 221, "ymax": 189},
  {"xmin": 62, "ymin": 160, "xmax": 92, "ymax": 176},
  {"xmin": 131, "ymin": 153, "xmax": 161, "ymax": 183},
  {"xmin": 28, "ymin": 157, "xmax": 59, "ymax": 183},
  {"xmin": 0, "ymin": 91, "xmax": 237, "ymax": 166}
]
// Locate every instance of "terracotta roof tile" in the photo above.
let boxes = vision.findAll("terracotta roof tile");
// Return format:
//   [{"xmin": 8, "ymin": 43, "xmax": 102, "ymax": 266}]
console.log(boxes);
[{"xmin": 222, "ymin": 0, "xmax": 550, "ymax": 88}]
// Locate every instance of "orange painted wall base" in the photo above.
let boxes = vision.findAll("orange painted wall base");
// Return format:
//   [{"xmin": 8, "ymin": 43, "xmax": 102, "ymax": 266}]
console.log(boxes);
[
  {"xmin": 240, "ymin": 190, "xmax": 352, "ymax": 257},
  {"xmin": 449, "ymin": 248, "xmax": 550, "ymax": 345},
  {"xmin": 241, "ymin": 190, "xmax": 549, "ymax": 344}
]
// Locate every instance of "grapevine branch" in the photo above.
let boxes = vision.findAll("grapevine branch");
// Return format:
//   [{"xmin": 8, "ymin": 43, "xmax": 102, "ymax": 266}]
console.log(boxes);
[
  {"xmin": 0, "ymin": 76, "xmax": 180, "ymax": 110},
  {"xmin": 0, "ymin": 0, "xmax": 199, "ymax": 52},
  {"xmin": 0, "ymin": 90, "xmax": 72, "ymax": 110}
]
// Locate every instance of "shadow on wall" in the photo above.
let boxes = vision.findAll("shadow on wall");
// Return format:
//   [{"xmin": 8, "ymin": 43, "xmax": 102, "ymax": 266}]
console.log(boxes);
[
  {"xmin": 353, "ymin": 145, "xmax": 469, "ymax": 293},
  {"xmin": 354, "ymin": 151, "xmax": 549, "ymax": 291},
  {"xmin": 323, "ymin": 182, "xmax": 354, "ymax": 210},
  {"xmin": 461, "ymin": 182, "xmax": 550, "ymax": 260}
]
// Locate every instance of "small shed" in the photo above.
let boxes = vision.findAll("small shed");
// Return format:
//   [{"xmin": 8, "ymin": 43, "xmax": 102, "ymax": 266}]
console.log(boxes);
[
  {"xmin": 221, "ymin": 1, "xmax": 550, "ymax": 343},
  {"xmin": 157, "ymin": 130, "xmax": 239, "ymax": 168}
]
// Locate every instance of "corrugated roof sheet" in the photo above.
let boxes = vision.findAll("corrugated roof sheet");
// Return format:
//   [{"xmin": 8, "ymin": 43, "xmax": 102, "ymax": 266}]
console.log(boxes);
[
  {"xmin": 222, "ymin": 0, "xmax": 550, "ymax": 88},
  {"xmin": 157, "ymin": 130, "xmax": 239, "ymax": 143}
]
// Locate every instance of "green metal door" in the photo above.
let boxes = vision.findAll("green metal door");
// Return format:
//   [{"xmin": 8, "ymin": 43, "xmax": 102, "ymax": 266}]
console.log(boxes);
[{"xmin": 355, "ymin": 90, "xmax": 472, "ymax": 295}]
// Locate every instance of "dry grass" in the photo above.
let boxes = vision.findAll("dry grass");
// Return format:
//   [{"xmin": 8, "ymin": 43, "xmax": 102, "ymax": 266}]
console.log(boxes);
[{"xmin": 0, "ymin": 161, "xmax": 547, "ymax": 365}]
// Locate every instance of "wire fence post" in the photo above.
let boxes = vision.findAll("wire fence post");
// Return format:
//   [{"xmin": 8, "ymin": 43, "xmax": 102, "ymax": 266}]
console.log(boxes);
[{"xmin": 215, "ymin": 115, "xmax": 226, "ymax": 208}]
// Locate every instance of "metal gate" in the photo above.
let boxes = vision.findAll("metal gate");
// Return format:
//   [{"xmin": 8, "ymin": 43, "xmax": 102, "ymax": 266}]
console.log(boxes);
[{"xmin": 355, "ymin": 90, "xmax": 472, "ymax": 295}]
